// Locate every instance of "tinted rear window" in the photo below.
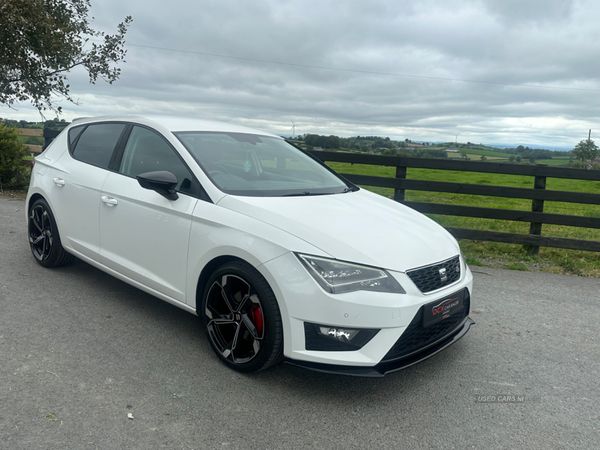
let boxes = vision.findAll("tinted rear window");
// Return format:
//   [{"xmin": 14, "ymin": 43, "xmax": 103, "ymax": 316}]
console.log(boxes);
[{"xmin": 71, "ymin": 124, "xmax": 126, "ymax": 169}]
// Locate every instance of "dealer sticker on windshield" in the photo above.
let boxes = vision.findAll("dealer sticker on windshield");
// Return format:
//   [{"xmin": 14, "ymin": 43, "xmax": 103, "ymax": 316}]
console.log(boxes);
[{"xmin": 423, "ymin": 289, "xmax": 466, "ymax": 328}]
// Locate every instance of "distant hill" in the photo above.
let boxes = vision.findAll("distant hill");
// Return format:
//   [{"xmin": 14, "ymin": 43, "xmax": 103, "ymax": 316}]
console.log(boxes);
[
  {"xmin": 421, "ymin": 141, "xmax": 572, "ymax": 152},
  {"xmin": 487, "ymin": 143, "xmax": 572, "ymax": 152}
]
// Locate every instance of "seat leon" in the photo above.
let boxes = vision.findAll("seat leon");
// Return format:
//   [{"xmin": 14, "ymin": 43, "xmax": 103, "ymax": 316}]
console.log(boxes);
[{"xmin": 26, "ymin": 115, "xmax": 474, "ymax": 376}]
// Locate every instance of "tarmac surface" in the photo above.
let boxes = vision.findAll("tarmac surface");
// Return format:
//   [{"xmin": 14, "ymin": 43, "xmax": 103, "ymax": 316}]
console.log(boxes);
[{"xmin": 1, "ymin": 195, "xmax": 599, "ymax": 449}]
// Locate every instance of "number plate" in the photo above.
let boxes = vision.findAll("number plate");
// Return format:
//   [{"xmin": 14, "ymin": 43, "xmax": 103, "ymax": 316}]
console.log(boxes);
[{"xmin": 423, "ymin": 289, "xmax": 466, "ymax": 328}]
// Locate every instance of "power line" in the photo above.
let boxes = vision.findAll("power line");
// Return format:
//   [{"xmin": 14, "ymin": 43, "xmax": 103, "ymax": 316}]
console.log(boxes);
[{"xmin": 123, "ymin": 41, "xmax": 600, "ymax": 93}]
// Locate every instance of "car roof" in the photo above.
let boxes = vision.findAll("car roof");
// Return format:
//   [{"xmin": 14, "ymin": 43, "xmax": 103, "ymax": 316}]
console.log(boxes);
[{"xmin": 70, "ymin": 115, "xmax": 282, "ymax": 139}]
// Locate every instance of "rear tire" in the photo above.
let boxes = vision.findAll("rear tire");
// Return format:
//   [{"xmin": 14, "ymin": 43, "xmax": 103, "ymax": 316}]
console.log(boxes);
[
  {"xmin": 28, "ymin": 198, "xmax": 74, "ymax": 268},
  {"xmin": 202, "ymin": 261, "xmax": 284, "ymax": 373}
]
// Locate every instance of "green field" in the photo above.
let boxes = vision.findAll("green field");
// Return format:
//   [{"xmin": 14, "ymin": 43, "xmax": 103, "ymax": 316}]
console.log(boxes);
[
  {"xmin": 534, "ymin": 157, "xmax": 572, "ymax": 166},
  {"xmin": 17, "ymin": 135, "xmax": 44, "ymax": 146},
  {"xmin": 456, "ymin": 148, "xmax": 515, "ymax": 158},
  {"xmin": 327, "ymin": 161, "xmax": 600, "ymax": 276}
]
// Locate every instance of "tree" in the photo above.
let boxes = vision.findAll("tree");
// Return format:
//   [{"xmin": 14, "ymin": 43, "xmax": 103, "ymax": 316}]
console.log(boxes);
[
  {"xmin": 0, "ymin": 124, "xmax": 29, "ymax": 190},
  {"xmin": 373, "ymin": 138, "xmax": 390, "ymax": 149},
  {"xmin": 572, "ymin": 139, "xmax": 600, "ymax": 168},
  {"xmin": 509, "ymin": 155, "xmax": 516, "ymax": 162},
  {"xmin": 1, "ymin": 0, "xmax": 132, "ymax": 114},
  {"xmin": 516, "ymin": 155, "xmax": 522, "ymax": 163},
  {"xmin": 326, "ymin": 135, "xmax": 340, "ymax": 149}
]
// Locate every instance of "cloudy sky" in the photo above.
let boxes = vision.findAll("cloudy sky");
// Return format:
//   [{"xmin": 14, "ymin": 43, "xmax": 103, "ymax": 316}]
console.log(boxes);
[{"xmin": 4, "ymin": 0, "xmax": 600, "ymax": 148}]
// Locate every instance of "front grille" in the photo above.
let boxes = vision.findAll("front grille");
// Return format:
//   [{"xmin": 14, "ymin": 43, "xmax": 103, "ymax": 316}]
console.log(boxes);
[
  {"xmin": 406, "ymin": 255, "xmax": 461, "ymax": 293},
  {"xmin": 381, "ymin": 289, "xmax": 470, "ymax": 363}
]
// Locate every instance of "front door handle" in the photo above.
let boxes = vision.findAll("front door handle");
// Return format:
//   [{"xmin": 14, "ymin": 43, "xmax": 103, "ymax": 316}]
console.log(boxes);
[
  {"xmin": 101, "ymin": 196, "xmax": 118, "ymax": 207},
  {"xmin": 53, "ymin": 178, "xmax": 65, "ymax": 187}
]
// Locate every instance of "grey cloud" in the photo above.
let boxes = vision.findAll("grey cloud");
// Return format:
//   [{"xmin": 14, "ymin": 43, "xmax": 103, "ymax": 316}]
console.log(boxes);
[
  {"xmin": 483, "ymin": 0, "xmax": 574, "ymax": 25},
  {"xmin": 3, "ymin": 0, "xmax": 600, "ymax": 147}
]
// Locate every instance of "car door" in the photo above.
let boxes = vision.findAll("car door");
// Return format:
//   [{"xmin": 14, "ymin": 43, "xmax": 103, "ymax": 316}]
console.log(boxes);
[
  {"xmin": 49, "ymin": 123, "xmax": 127, "ymax": 260},
  {"xmin": 99, "ymin": 125, "xmax": 199, "ymax": 303}
]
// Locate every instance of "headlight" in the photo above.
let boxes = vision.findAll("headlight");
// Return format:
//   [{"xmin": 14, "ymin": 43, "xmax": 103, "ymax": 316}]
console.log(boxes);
[{"xmin": 296, "ymin": 254, "xmax": 405, "ymax": 294}]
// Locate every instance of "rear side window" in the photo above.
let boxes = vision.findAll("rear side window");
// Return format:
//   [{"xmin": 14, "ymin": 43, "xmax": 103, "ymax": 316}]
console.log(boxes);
[{"xmin": 70, "ymin": 123, "xmax": 126, "ymax": 169}]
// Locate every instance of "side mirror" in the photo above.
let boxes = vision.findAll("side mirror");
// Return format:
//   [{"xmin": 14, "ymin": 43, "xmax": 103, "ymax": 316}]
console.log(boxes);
[{"xmin": 136, "ymin": 171, "xmax": 179, "ymax": 201}]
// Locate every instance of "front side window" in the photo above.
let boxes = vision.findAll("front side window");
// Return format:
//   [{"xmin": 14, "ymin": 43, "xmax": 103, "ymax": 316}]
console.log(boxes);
[
  {"xmin": 70, "ymin": 123, "xmax": 126, "ymax": 169},
  {"xmin": 119, "ymin": 126, "xmax": 194, "ymax": 194},
  {"xmin": 175, "ymin": 132, "xmax": 352, "ymax": 197}
]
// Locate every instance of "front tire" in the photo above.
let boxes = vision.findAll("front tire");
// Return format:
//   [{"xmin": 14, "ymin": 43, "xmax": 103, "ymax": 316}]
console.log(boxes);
[
  {"xmin": 202, "ymin": 261, "xmax": 283, "ymax": 373},
  {"xmin": 28, "ymin": 198, "xmax": 73, "ymax": 268}
]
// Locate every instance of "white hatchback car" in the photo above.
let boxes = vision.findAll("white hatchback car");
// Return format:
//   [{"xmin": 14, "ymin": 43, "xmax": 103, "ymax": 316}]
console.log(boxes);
[{"xmin": 26, "ymin": 116, "xmax": 474, "ymax": 376}]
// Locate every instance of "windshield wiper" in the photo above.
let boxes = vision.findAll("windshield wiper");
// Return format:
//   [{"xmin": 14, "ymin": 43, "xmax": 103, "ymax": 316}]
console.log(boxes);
[
  {"xmin": 283, "ymin": 187, "xmax": 357, "ymax": 197},
  {"xmin": 283, "ymin": 191, "xmax": 328, "ymax": 197}
]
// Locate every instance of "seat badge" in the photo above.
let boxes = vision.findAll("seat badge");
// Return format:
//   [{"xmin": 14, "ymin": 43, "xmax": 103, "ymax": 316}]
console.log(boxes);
[{"xmin": 439, "ymin": 267, "xmax": 448, "ymax": 282}]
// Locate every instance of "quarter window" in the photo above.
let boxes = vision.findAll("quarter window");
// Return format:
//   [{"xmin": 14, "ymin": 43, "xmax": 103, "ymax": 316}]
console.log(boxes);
[
  {"xmin": 68, "ymin": 125, "xmax": 85, "ymax": 147},
  {"xmin": 71, "ymin": 124, "xmax": 126, "ymax": 169}
]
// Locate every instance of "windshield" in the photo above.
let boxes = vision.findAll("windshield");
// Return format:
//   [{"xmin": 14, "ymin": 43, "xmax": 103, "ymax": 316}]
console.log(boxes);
[{"xmin": 174, "ymin": 132, "xmax": 354, "ymax": 197}]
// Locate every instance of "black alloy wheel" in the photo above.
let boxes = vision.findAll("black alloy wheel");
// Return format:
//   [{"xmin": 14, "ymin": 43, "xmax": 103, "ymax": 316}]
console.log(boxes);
[
  {"xmin": 28, "ymin": 199, "xmax": 73, "ymax": 268},
  {"xmin": 203, "ymin": 261, "xmax": 283, "ymax": 372}
]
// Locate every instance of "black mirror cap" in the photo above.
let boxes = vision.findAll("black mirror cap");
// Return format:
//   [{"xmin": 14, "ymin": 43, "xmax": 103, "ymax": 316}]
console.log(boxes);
[{"xmin": 136, "ymin": 171, "xmax": 179, "ymax": 201}]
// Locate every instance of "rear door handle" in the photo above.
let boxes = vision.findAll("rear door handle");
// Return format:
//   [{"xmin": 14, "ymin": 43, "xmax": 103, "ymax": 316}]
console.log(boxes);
[
  {"xmin": 101, "ymin": 196, "xmax": 118, "ymax": 206},
  {"xmin": 53, "ymin": 178, "xmax": 65, "ymax": 187}
]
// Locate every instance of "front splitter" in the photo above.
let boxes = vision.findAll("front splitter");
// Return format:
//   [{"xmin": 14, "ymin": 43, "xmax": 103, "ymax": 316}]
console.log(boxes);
[{"xmin": 285, "ymin": 316, "xmax": 475, "ymax": 377}]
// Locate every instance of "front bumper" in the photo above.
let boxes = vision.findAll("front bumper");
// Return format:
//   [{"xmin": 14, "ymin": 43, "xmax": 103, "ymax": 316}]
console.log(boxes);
[{"xmin": 260, "ymin": 252, "xmax": 475, "ymax": 373}]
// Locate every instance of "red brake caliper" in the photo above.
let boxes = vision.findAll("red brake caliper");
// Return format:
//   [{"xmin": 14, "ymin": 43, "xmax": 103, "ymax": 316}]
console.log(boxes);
[{"xmin": 251, "ymin": 305, "xmax": 263, "ymax": 335}]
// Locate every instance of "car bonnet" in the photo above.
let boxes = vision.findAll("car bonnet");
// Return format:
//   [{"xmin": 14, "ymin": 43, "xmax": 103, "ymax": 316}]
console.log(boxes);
[{"xmin": 216, "ymin": 189, "xmax": 460, "ymax": 273}]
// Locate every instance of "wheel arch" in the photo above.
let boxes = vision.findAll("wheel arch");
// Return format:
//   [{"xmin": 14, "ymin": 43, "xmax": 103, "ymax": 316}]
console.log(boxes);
[
  {"xmin": 195, "ymin": 255, "xmax": 249, "ymax": 310},
  {"xmin": 27, "ymin": 193, "xmax": 74, "ymax": 267},
  {"xmin": 27, "ymin": 192, "xmax": 66, "ymax": 243},
  {"xmin": 27, "ymin": 192, "xmax": 45, "ymax": 213},
  {"xmin": 193, "ymin": 254, "xmax": 290, "ymax": 323}
]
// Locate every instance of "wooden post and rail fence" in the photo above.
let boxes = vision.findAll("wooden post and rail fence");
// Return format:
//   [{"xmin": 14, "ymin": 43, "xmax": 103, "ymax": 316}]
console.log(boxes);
[
  {"xmin": 16, "ymin": 128, "xmax": 61, "ymax": 154},
  {"xmin": 308, "ymin": 150, "xmax": 600, "ymax": 255}
]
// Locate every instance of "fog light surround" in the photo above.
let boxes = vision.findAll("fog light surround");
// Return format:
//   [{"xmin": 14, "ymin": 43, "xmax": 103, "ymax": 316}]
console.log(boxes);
[{"xmin": 304, "ymin": 322, "xmax": 380, "ymax": 351}]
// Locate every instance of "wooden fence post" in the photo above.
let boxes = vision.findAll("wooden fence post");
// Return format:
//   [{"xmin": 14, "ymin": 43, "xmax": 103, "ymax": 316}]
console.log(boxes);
[
  {"xmin": 394, "ymin": 164, "xmax": 407, "ymax": 202},
  {"xmin": 524, "ymin": 174, "xmax": 547, "ymax": 255},
  {"xmin": 43, "ymin": 128, "xmax": 61, "ymax": 150}
]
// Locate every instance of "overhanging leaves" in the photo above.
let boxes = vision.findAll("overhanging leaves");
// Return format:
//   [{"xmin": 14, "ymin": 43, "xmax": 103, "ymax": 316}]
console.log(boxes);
[{"xmin": 0, "ymin": 0, "xmax": 132, "ymax": 114}]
